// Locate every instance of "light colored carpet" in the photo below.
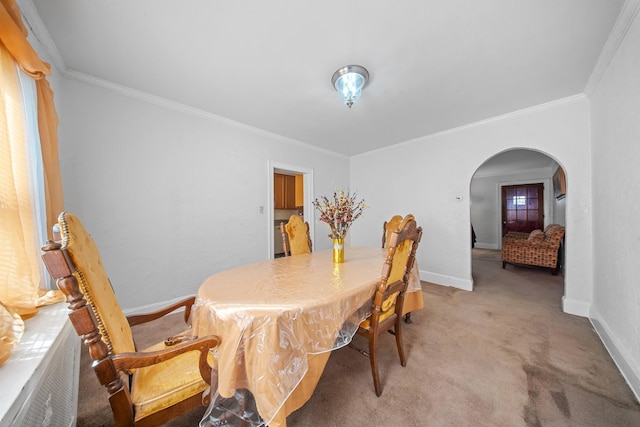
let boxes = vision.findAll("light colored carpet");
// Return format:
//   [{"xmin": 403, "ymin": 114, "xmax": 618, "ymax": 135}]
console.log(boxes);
[
  {"xmin": 76, "ymin": 250, "xmax": 640, "ymax": 426},
  {"xmin": 471, "ymin": 247, "xmax": 503, "ymax": 262}
]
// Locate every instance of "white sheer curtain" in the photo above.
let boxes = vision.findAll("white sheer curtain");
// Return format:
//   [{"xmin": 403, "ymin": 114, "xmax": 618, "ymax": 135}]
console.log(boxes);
[{"xmin": 19, "ymin": 65, "xmax": 48, "ymax": 289}]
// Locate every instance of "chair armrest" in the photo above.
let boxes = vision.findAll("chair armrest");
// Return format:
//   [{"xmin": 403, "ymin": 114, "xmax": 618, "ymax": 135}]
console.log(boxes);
[
  {"xmin": 384, "ymin": 279, "xmax": 406, "ymax": 297},
  {"xmin": 504, "ymin": 239, "xmax": 559, "ymax": 250},
  {"xmin": 127, "ymin": 296, "xmax": 196, "ymax": 326},
  {"xmin": 503, "ymin": 232, "xmax": 529, "ymax": 241},
  {"xmin": 112, "ymin": 335, "xmax": 219, "ymax": 385}
]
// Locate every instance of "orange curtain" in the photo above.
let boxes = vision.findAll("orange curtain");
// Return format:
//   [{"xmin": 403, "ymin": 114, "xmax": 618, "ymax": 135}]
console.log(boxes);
[
  {"xmin": 0, "ymin": 43, "xmax": 41, "ymax": 308},
  {"xmin": 0, "ymin": 0, "xmax": 63, "ymax": 312},
  {"xmin": 0, "ymin": 0, "xmax": 63, "ymax": 238}
]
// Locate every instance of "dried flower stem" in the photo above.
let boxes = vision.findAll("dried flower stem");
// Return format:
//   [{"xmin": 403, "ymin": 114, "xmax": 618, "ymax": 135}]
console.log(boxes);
[{"xmin": 312, "ymin": 190, "xmax": 367, "ymax": 240}]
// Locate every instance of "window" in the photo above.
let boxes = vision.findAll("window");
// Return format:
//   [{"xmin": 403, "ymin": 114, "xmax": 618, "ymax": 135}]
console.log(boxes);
[
  {"xmin": 0, "ymin": 44, "xmax": 45, "ymax": 307},
  {"xmin": 512, "ymin": 195, "xmax": 526, "ymax": 206}
]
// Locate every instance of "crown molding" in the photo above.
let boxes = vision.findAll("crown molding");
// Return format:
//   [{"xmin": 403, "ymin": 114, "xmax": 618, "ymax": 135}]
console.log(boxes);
[
  {"xmin": 585, "ymin": 0, "xmax": 640, "ymax": 97},
  {"xmin": 15, "ymin": 1, "xmax": 347, "ymax": 159},
  {"xmin": 16, "ymin": 0, "xmax": 66, "ymax": 73},
  {"xmin": 14, "ymin": 0, "xmax": 345, "ymax": 159},
  {"xmin": 65, "ymin": 69, "xmax": 348, "ymax": 159},
  {"xmin": 353, "ymin": 94, "xmax": 588, "ymax": 159}
]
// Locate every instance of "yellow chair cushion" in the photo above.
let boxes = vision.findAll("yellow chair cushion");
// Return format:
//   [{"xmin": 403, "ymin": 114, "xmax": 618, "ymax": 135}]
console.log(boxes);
[
  {"xmin": 61, "ymin": 213, "xmax": 135, "ymax": 354},
  {"xmin": 359, "ymin": 306, "xmax": 396, "ymax": 330},
  {"xmin": 131, "ymin": 340, "xmax": 210, "ymax": 422},
  {"xmin": 388, "ymin": 239, "xmax": 411, "ymax": 285}
]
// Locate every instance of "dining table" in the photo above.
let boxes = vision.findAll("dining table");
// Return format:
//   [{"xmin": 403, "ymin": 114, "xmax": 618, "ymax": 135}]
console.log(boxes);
[{"xmin": 192, "ymin": 246, "xmax": 423, "ymax": 427}]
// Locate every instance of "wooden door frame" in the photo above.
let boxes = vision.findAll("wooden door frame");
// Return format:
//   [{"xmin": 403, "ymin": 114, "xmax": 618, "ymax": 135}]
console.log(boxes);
[{"xmin": 496, "ymin": 177, "xmax": 553, "ymax": 249}]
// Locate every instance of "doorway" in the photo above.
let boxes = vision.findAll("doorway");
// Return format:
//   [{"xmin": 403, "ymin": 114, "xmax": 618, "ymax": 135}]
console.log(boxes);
[
  {"xmin": 470, "ymin": 148, "xmax": 566, "ymax": 294},
  {"xmin": 268, "ymin": 161, "xmax": 314, "ymax": 259}
]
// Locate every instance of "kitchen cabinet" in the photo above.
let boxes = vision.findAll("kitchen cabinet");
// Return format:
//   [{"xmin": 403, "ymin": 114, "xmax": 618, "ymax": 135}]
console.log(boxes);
[
  {"xmin": 274, "ymin": 174, "xmax": 285, "ymax": 209},
  {"xmin": 274, "ymin": 173, "xmax": 297, "ymax": 209},
  {"xmin": 295, "ymin": 174, "xmax": 304, "ymax": 207}
]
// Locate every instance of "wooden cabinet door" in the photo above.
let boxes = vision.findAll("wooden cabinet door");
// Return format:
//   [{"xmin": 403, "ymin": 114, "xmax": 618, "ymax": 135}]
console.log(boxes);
[
  {"xmin": 274, "ymin": 173, "xmax": 298, "ymax": 209},
  {"xmin": 284, "ymin": 175, "xmax": 296, "ymax": 209},
  {"xmin": 274, "ymin": 174, "xmax": 285, "ymax": 209},
  {"xmin": 295, "ymin": 174, "xmax": 304, "ymax": 207}
]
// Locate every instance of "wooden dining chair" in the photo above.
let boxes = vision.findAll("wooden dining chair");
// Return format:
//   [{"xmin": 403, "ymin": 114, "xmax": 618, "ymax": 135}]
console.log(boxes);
[
  {"xmin": 351, "ymin": 214, "xmax": 422, "ymax": 396},
  {"xmin": 40, "ymin": 212, "xmax": 220, "ymax": 427},
  {"xmin": 382, "ymin": 214, "xmax": 416, "ymax": 323},
  {"xmin": 280, "ymin": 215, "xmax": 312, "ymax": 256},
  {"xmin": 381, "ymin": 215, "xmax": 403, "ymax": 248}
]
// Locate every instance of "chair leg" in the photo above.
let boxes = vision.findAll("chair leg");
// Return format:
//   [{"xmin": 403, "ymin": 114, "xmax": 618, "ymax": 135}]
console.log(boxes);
[
  {"xmin": 502, "ymin": 261, "xmax": 506, "ymax": 269},
  {"xmin": 369, "ymin": 333, "xmax": 382, "ymax": 397},
  {"xmin": 395, "ymin": 318, "xmax": 406, "ymax": 367}
]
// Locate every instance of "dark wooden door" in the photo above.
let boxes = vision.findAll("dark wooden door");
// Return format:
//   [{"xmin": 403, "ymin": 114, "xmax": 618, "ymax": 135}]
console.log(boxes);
[{"xmin": 501, "ymin": 183, "xmax": 544, "ymax": 236}]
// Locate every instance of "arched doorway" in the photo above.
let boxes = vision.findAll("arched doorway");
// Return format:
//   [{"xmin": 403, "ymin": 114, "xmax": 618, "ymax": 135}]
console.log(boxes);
[{"xmin": 469, "ymin": 148, "xmax": 566, "ymax": 296}]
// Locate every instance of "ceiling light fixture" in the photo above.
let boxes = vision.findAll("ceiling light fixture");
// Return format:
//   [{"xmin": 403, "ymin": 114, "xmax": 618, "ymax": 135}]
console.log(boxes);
[{"xmin": 331, "ymin": 65, "xmax": 369, "ymax": 109}]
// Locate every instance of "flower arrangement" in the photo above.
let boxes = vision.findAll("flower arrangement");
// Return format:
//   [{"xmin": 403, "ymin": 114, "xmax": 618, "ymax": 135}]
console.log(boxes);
[{"xmin": 312, "ymin": 190, "xmax": 367, "ymax": 240}]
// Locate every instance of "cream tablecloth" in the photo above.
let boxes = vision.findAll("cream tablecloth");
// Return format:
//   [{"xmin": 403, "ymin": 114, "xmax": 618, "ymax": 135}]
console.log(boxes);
[{"xmin": 193, "ymin": 247, "xmax": 422, "ymax": 426}]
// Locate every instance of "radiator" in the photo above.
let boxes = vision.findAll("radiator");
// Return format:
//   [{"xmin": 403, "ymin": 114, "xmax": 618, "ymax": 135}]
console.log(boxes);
[{"xmin": 0, "ymin": 304, "xmax": 80, "ymax": 427}]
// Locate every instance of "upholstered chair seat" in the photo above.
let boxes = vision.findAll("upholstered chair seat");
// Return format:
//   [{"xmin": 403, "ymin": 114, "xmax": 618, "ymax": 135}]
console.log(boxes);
[{"xmin": 130, "ymin": 341, "xmax": 210, "ymax": 422}]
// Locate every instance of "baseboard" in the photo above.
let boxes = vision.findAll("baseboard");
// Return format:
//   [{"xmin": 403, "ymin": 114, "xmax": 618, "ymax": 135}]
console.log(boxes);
[
  {"xmin": 561, "ymin": 296, "xmax": 590, "ymax": 317},
  {"xmin": 590, "ymin": 314, "xmax": 640, "ymax": 403},
  {"xmin": 123, "ymin": 296, "xmax": 190, "ymax": 316},
  {"xmin": 420, "ymin": 269, "xmax": 473, "ymax": 291},
  {"xmin": 474, "ymin": 242, "xmax": 499, "ymax": 250}
]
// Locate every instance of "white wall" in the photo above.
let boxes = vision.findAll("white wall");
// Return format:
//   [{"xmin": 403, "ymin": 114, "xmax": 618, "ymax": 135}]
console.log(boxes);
[
  {"xmin": 589, "ymin": 5, "xmax": 640, "ymax": 400},
  {"xmin": 350, "ymin": 96, "xmax": 593, "ymax": 314},
  {"xmin": 56, "ymin": 77, "xmax": 349, "ymax": 310},
  {"xmin": 470, "ymin": 175, "xmax": 496, "ymax": 248}
]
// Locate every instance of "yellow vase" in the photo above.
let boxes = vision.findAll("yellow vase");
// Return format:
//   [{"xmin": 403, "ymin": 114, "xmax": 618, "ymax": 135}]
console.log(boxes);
[{"xmin": 333, "ymin": 238, "xmax": 344, "ymax": 263}]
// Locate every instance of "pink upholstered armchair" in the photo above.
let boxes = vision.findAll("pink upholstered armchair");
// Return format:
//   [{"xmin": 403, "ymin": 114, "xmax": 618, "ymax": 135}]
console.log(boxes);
[{"xmin": 501, "ymin": 224, "xmax": 565, "ymax": 275}]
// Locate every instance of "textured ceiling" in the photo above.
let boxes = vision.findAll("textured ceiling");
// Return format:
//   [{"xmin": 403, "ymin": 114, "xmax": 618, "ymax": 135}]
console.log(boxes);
[{"xmin": 29, "ymin": 0, "xmax": 624, "ymax": 157}]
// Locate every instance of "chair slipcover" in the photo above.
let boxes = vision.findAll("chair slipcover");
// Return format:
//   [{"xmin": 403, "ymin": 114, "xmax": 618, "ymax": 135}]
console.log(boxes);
[{"xmin": 284, "ymin": 215, "xmax": 312, "ymax": 256}]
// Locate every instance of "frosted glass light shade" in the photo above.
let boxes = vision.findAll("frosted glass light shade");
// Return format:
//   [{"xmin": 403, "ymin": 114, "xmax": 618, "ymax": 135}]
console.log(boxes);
[{"xmin": 331, "ymin": 65, "xmax": 369, "ymax": 108}]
